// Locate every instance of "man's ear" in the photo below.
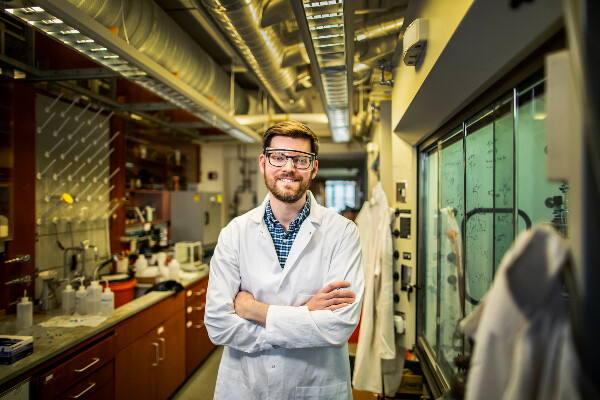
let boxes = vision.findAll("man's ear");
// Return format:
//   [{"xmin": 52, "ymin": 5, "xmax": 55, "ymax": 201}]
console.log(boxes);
[
  {"xmin": 311, "ymin": 159, "xmax": 318, "ymax": 179},
  {"xmin": 259, "ymin": 154, "xmax": 266, "ymax": 174}
]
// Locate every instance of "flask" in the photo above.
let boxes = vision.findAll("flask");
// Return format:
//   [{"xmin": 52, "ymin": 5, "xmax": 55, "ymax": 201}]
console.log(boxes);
[
  {"xmin": 101, "ymin": 283, "xmax": 115, "ymax": 317},
  {"xmin": 75, "ymin": 284, "xmax": 87, "ymax": 315},
  {"xmin": 86, "ymin": 280, "xmax": 102, "ymax": 315},
  {"xmin": 16, "ymin": 290, "xmax": 33, "ymax": 330},
  {"xmin": 168, "ymin": 258, "xmax": 180, "ymax": 281},
  {"xmin": 62, "ymin": 284, "xmax": 75, "ymax": 315}
]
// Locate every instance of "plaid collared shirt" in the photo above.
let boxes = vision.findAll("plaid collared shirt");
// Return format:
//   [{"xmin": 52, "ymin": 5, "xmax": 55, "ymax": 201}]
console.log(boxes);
[{"xmin": 264, "ymin": 195, "xmax": 311, "ymax": 268}]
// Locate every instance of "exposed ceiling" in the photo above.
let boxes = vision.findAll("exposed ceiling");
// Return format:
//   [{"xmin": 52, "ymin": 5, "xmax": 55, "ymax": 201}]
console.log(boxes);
[{"xmin": 0, "ymin": 0, "xmax": 405, "ymax": 146}]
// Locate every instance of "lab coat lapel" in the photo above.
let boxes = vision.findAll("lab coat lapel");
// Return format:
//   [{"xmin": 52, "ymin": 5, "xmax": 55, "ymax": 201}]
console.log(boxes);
[{"xmin": 277, "ymin": 192, "xmax": 322, "ymax": 288}]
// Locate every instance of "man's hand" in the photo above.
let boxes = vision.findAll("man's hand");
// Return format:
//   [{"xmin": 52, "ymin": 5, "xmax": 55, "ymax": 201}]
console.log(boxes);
[
  {"xmin": 304, "ymin": 281, "xmax": 356, "ymax": 311},
  {"xmin": 234, "ymin": 291, "xmax": 268, "ymax": 327}
]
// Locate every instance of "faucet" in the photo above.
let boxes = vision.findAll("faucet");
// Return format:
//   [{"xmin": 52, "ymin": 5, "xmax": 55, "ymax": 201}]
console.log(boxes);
[
  {"xmin": 93, "ymin": 254, "xmax": 119, "ymax": 281},
  {"xmin": 62, "ymin": 240, "xmax": 99, "ymax": 282}
]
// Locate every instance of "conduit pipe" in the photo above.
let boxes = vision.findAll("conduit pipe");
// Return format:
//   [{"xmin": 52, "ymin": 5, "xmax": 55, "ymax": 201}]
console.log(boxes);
[{"xmin": 65, "ymin": 0, "xmax": 249, "ymax": 114}]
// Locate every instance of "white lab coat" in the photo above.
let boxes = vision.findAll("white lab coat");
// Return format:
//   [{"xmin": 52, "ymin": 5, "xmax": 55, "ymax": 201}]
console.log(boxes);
[
  {"xmin": 461, "ymin": 224, "xmax": 582, "ymax": 400},
  {"xmin": 205, "ymin": 191, "xmax": 364, "ymax": 400},
  {"xmin": 352, "ymin": 183, "xmax": 398, "ymax": 395}
]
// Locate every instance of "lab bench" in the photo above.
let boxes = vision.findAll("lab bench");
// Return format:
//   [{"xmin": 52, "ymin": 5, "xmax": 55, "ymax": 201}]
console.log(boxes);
[{"xmin": 0, "ymin": 270, "xmax": 213, "ymax": 399}]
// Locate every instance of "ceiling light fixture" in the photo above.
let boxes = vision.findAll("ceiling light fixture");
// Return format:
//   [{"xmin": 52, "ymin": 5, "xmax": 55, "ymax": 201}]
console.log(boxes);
[{"xmin": 291, "ymin": 0, "xmax": 354, "ymax": 142}]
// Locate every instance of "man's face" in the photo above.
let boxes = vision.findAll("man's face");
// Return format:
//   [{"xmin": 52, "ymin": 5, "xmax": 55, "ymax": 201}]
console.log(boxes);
[{"xmin": 259, "ymin": 136, "xmax": 318, "ymax": 204}]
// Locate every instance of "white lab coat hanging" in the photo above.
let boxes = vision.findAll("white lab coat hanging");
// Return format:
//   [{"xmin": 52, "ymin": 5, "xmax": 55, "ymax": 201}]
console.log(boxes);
[{"xmin": 352, "ymin": 183, "xmax": 399, "ymax": 395}]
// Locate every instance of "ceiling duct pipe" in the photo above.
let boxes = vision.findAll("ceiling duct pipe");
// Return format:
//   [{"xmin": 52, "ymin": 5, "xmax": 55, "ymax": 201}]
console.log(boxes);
[
  {"xmin": 64, "ymin": 0, "xmax": 249, "ymax": 115},
  {"xmin": 260, "ymin": 0, "xmax": 295, "ymax": 28},
  {"xmin": 355, "ymin": 9, "xmax": 405, "ymax": 42},
  {"xmin": 202, "ymin": 0, "xmax": 308, "ymax": 113}
]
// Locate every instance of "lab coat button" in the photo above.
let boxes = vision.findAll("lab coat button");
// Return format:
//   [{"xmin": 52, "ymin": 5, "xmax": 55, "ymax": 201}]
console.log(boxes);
[{"xmin": 271, "ymin": 364, "xmax": 275, "ymax": 368}]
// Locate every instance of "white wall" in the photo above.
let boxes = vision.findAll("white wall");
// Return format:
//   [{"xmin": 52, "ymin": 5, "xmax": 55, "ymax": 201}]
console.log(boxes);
[{"xmin": 392, "ymin": 0, "xmax": 562, "ymax": 144}]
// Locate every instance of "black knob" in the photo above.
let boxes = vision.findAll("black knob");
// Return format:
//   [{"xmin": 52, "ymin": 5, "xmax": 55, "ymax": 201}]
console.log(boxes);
[
  {"xmin": 393, "ymin": 294, "xmax": 400, "ymax": 303},
  {"xmin": 393, "ymin": 251, "xmax": 400, "ymax": 260},
  {"xmin": 393, "ymin": 271, "xmax": 399, "ymax": 281},
  {"xmin": 392, "ymin": 229, "xmax": 400, "ymax": 238}
]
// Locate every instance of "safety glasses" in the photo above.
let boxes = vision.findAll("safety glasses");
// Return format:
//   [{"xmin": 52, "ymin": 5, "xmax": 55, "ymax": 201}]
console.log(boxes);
[{"xmin": 264, "ymin": 148, "xmax": 316, "ymax": 170}]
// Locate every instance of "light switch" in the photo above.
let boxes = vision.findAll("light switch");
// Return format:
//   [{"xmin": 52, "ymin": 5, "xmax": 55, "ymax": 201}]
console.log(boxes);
[{"xmin": 396, "ymin": 181, "xmax": 407, "ymax": 203}]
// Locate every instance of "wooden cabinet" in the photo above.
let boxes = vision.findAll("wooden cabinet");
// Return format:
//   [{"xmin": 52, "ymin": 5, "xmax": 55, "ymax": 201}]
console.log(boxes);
[
  {"xmin": 114, "ymin": 292, "xmax": 186, "ymax": 400},
  {"xmin": 36, "ymin": 333, "xmax": 116, "ymax": 400},
  {"xmin": 185, "ymin": 276, "xmax": 215, "ymax": 375}
]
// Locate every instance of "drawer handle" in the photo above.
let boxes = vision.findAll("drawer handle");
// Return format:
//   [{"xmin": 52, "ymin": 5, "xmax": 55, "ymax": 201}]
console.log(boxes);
[
  {"xmin": 73, "ymin": 358, "xmax": 100, "ymax": 373},
  {"xmin": 158, "ymin": 338, "xmax": 166, "ymax": 361},
  {"xmin": 70, "ymin": 382, "xmax": 96, "ymax": 399},
  {"xmin": 194, "ymin": 321, "xmax": 205, "ymax": 329},
  {"xmin": 194, "ymin": 288, "xmax": 206, "ymax": 296},
  {"xmin": 152, "ymin": 342, "xmax": 160, "ymax": 367}
]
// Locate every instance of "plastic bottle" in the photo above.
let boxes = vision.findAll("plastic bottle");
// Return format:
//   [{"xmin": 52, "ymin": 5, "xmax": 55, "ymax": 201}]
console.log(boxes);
[
  {"xmin": 62, "ymin": 284, "xmax": 75, "ymax": 315},
  {"xmin": 86, "ymin": 280, "xmax": 102, "ymax": 315},
  {"xmin": 16, "ymin": 290, "xmax": 33, "ymax": 330},
  {"xmin": 75, "ymin": 284, "xmax": 87, "ymax": 315},
  {"xmin": 101, "ymin": 281, "xmax": 115, "ymax": 317},
  {"xmin": 135, "ymin": 254, "xmax": 148, "ymax": 274},
  {"xmin": 168, "ymin": 258, "xmax": 180, "ymax": 281}
]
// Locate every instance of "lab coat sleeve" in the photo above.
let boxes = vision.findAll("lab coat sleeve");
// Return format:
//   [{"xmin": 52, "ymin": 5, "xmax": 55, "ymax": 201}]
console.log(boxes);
[
  {"xmin": 204, "ymin": 223, "xmax": 272, "ymax": 353},
  {"xmin": 265, "ymin": 221, "xmax": 365, "ymax": 348}
]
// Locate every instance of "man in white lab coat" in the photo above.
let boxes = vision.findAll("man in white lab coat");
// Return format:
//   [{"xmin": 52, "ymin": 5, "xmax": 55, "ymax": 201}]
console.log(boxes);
[{"xmin": 205, "ymin": 121, "xmax": 364, "ymax": 400}]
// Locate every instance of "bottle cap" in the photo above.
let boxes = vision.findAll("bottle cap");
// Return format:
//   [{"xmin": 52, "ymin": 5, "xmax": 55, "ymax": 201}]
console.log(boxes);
[
  {"xmin": 65, "ymin": 284, "xmax": 73, "ymax": 291},
  {"xmin": 22, "ymin": 290, "xmax": 29, "ymax": 302}
]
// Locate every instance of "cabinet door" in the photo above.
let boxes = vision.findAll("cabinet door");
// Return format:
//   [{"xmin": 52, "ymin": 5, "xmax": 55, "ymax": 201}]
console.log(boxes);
[
  {"xmin": 155, "ymin": 310, "xmax": 186, "ymax": 400},
  {"xmin": 115, "ymin": 330, "xmax": 158, "ymax": 400}
]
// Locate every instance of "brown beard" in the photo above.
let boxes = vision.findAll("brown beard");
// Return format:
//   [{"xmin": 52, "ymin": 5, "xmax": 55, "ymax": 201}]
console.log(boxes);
[{"xmin": 263, "ymin": 171, "xmax": 312, "ymax": 203}]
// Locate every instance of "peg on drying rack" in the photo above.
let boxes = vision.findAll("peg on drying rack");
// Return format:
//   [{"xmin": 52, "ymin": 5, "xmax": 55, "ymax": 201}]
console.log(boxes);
[
  {"xmin": 80, "ymin": 124, "xmax": 99, "ymax": 143},
  {"xmin": 95, "ymin": 129, "xmax": 119, "ymax": 147},
  {"xmin": 52, "ymin": 161, "xmax": 72, "ymax": 181},
  {"xmin": 98, "ymin": 111, "xmax": 115, "ymax": 128},
  {"xmin": 104, "ymin": 167, "xmax": 120, "ymax": 184},
  {"xmin": 36, "ymin": 112, "xmax": 56, "ymax": 134},
  {"xmin": 87, "ymin": 183, "xmax": 108, "ymax": 202},
  {"xmin": 94, "ymin": 166, "xmax": 109, "ymax": 183},
  {"xmin": 74, "ymin": 102, "xmax": 91, "ymax": 122},
  {"xmin": 97, "ymin": 147, "xmax": 114, "ymax": 164},
  {"xmin": 53, "ymin": 116, "xmax": 71, "ymax": 137},
  {"xmin": 81, "ymin": 163, "xmax": 100, "ymax": 182},
  {"xmin": 45, "ymin": 92, "xmax": 63, "ymax": 113},
  {"xmin": 60, "ymin": 95, "xmax": 79, "ymax": 117},
  {"xmin": 61, "ymin": 139, "xmax": 81, "ymax": 160},
  {"xmin": 45, "ymin": 138, "xmax": 64, "ymax": 158},
  {"xmin": 75, "ymin": 142, "xmax": 93, "ymax": 162},
  {"xmin": 68, "ymin": 162, "xmax": 87, "ymax": 181},
  {"xmin": 87, "ymin": 106, "xmax": 104, "ymax": 125},
  {"xmin": 44, "ymin": 182, "xmax": 66, "ymax": 202},
  {"xmin": 68, "ymin": 121, "xmax": 86, "ymax": 140},
  {"xmin": 37, "ymin": 159, "xmax": 56, "ymax": 180}
]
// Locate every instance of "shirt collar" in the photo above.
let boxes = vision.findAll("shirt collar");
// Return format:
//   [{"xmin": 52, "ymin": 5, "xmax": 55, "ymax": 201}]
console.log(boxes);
[{"xmin": 264, "ymin": 194, "xmax": 311, "ymax": 228}]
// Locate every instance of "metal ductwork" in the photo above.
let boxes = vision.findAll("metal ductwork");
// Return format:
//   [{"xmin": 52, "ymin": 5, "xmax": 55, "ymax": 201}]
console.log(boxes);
[
  {"xmin": 202, "ymin": 0, "xmax": 307, "ymax": 113},
  {"xmin": 64, "ymin": 0, "xmax": 249, "ymax": 115},
  {"xmin": 355, "ymin": 8, "xmax": 405, "ymax": 42}
]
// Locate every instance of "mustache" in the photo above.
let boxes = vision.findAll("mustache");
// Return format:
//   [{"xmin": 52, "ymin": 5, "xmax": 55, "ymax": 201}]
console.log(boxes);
[{"xmin": 277, "ymin": 173, "xmax": 299, "ymax": 180}]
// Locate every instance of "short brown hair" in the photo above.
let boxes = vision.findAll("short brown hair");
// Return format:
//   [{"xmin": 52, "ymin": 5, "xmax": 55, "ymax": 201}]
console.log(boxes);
[{"xmin": 262, "ymin": 121, "xmax": 319, "ymax": 156}]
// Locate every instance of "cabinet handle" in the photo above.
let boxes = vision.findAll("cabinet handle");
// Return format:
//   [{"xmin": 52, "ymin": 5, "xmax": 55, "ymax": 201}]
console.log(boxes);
[
  {"xmin": 70, "ymin": 382, "xmax": 96, "ymax": 399},
  {"xmin": 158, "ymin": 337, "xmax": 166, "ymax": 361},
  {"xmin": 73, "ymin": 358, "xmax": 100, "ymax": 373},
  {"xmin": 194, "ymin": 288, "xmax": 206, "ymax": 296},
  {"xmin": 194, "ymin": 304, "xmax": 206, "ymax": 312},
  {"xmin": 193, "ymin": 321, "xmax": 205, "ymax": 329},
  {"xmin": 151, "ymin": 342, "xmax": 160, "ymax": 366}
]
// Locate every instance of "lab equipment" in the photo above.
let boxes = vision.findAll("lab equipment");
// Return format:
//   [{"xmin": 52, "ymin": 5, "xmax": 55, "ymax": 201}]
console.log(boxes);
[
  {"xmin": 170, "ymin": 191, "xmax": 222, "ymax": 252},
  {"xmin": 100, "ymin": 283, "xmax": 114, "ymax": 316},
  {"xmin": 86, "ymin": 280, "xmax": 102, "ymax": 315},
  {"xmin": 62, "ymin": 284, "xmax": 75, "ymax": 315},
  {"xmin": 75, "ymin": 284, "xmax": 87, "ymax": 315}
]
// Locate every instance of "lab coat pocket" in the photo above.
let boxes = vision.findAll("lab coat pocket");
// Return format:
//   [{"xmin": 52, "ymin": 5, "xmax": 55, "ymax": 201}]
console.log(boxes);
[
  {"xmin": 294, "ymin": 382, "xmax": 348, "ymax": 399},
  {"xmin": 214, "ymin": 364, "xmax": 250, "ymax": 399}
]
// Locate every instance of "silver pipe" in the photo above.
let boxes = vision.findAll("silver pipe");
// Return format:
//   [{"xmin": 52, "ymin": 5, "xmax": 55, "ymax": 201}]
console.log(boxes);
[{"xmin": 65, "ymin": 0, "xmax": 249, "ymax": 115}]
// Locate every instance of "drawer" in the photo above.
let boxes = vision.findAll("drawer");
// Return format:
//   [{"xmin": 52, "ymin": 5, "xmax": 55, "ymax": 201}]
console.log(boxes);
[
  {"xmin": 185, "ymin": 279, "xmax": 207, "ymax": 307},
  {"xmin": 39, "ymin": 335, "xmax": 116, "ymax": 399},
  {"xmin": 59, "ymin": 362, "xmax": 113, "ymax": 399},
  {"xmin": 185, "ymin": 278, "xmax": 208, "ymax": 307}
]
